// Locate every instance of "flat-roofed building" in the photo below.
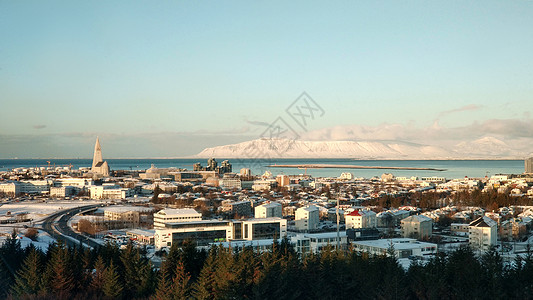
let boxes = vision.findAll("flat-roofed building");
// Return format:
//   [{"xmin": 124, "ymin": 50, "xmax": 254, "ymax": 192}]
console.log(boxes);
[
  {"xmin": 54, "ymin": 178, "xmax": 93, "ymax": 187},
  {"xmin": 154, "ymin": 217, "xmax": 287, "ymax": 250},
  {"xmin": 0, "ymin": 182, "xmax": 20, "ymax": 196},
  {"xmin": 18, "ymin": 180, "xmax": 53, "ymax": 194},
  {"xmin": 221, "ymin": 200, "xmax": 252, "ymax": 217},
  {"xmin": 255, "ymin": 202, "xmax": 282, "ymax": 218},
  {"xmin": 126, "ymin": 229, "xmax": 155, "ymax": 244},
  {"xmin": 50, "ymin": 186, "xmax": 77, "ymax": 198},
  {"xmin": 90, "ymin": 185, "xmax": 133, "ymax": 199},
  {"xmin": 252, "ymin": 179, "xmax": 277, "ymax": 191},
  {"xmin": 352, "ymin": 238, "xmax": 438, "ymax": 259},
  {"xmin": 235, "ymin": 218, "xmax": 287, "ymax": 241},
  {"xmin": 525, "ymin": 157, "xmax": 533, "ymax": 174},
  {"xmin": 219, "ymin": 178, "xmax": 242, "ymax": 190},
  {"xmin": 153, "ymin": 208, "xmax": 202, "ymax": 229},
  {"xmin": 103, "ymin": 206, "xmax": 154, "ymax": 228},
  {"xmin": 292, "ymin": 231, "xmax": 348, "ymax": 254}
]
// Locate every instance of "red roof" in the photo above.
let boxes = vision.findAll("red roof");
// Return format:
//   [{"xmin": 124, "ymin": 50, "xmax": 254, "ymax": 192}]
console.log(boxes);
[{"xmin": 347, "ymin": 210, "xmax": 362, "ymax": 216}]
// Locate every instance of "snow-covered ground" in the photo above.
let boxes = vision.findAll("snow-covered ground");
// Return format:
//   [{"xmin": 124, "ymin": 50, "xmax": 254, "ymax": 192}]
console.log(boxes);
[
  {"xmin": 0, "ymin": 200, "xmax": 104, "ymax": 223},
  {"xmin": 0, "ymin": 229, "xmax": 55, "ymax": 251}
]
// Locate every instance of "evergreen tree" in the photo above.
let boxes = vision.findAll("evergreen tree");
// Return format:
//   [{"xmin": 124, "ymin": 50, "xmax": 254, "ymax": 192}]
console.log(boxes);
[
  {"xmin": 228, "ymin": 247, "xmax": 259, "ymax": 299},
  {"xmin": 153, "ymin": 264, "xmax": 173, "ymax": 300},
  {"xmin": 12, "ymin": 246, "xmax": 43, "ymax": 297},
  {"xmin": 171, "ymin": 261, "xmax": 191, "ymax": 300},
  {"xmin": 0, "ymin": 229, "xmax": 23, "ymax": 297},
  {"xmin": 44, "ymin": 242, "xmax": 75, "ymax": 298},
  {"xmin": 192, "ymin": 247, "xmax": 217, "ymax": 300},
  {"xmin": 90, "ymin": 255, "xmax": 106, "ymax": 293},
  {"xmin": 102, "ymin": 261, "xmax": 123, "ymax": 299}
]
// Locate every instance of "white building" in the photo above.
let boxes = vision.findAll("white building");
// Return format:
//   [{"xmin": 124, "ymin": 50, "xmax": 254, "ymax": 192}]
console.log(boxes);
[
  {"xmin": 219, "ymin": 178, "xmax": 242, "ymax": 190},
  {"xmin": 469, "ymin": 216, "xmax": 497, "ymax": 253},
  {"xmin": 154, "ymin": 217, "xmax": 287, "ymax": 250},
  {"xmin": 401, "ymin": 215, "xmax": 433, "ymax": 239},
  {"xmin": 103, "ymin": 206, "xmax": 153, "ymax": 228},
  {"xmin": 345, "ymin": 210, "xmax": 377, "ymax": 229},
  {"xmin": 255, "ymin": 202, "xmax": 283, "ymax": 218},
  {"xmin": 295, "ymin": 205, "xmax": 320, "ymax": 232},
  {"xmin": 352, "ymin": 238, "xmax": 438, "ymax": 259},
  {"xmin": 0, "ymin": 182, "xmax": 20, "ymax": 196},
  {"xmin": 292, "ymin": 231, "xmax": 348, "ymax": 254},
  {"xmin": 50, "ymin": 186, "xmax": 76, "ymax": 198},
  {"xmin": 338, "ymin": 172, "xmax": 354, "ymax": 180},
  {"xmin": 252, "ymin": 179, "xmax": 277, "ymax": 191},
  {"xmin": 153, "ymin": 208, "xmax": 202, "ymax": 229},
  {"xmin": 54, "ymin": 178, "xmax": 93, "ymax": 188},
  {"xmin": 17, "ymin": 180, "xmax": 53, "ymax": 194},
  {"xmin": 90, "ymin": 185, "xmax": 133, "ymax": 200}
]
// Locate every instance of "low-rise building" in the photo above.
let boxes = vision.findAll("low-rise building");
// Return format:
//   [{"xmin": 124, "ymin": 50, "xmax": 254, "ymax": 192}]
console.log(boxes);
[
  {"xmin": 90, "ymin": 184, "xmax": 133, "ymax": 199},
  {"xmin": 292, "ymin": 231, "xmax": 348, "ymax": 254},
  {"xmin": 352, "ymin": 238, "xmax": 438, "ymax": 259},
  {"xmin": 126, "ymin": 229, "xmax": 155, "ymax": 244},
  {"xmin": 345, "ymin": 210, "xmax": 377, "ymax": 229}
]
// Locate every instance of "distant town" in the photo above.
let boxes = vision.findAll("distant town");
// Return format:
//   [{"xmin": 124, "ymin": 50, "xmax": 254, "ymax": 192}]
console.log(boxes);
[
  {"xmin": 1, "ymin": 138, "xmax": 533, "ymax": 260},
  {"xmin": 3, "ymin": 138, "xmax": 533, "ymax": 298}
]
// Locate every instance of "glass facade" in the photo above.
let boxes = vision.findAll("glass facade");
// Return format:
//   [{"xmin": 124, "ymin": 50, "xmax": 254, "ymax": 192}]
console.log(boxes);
[
  {"xmin": 171, "ymin": 230, "xmax": 227, "ymax": 246},
  {"xmin": 252, "ymin": 222, "xmax": 280, "ymax": 240}
]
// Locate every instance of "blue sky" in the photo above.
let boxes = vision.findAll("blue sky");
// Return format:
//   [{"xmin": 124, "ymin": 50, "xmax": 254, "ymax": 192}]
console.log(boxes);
[{"xmin": 1, "ymin": 1, "xmax": 533, "ymax": 158}]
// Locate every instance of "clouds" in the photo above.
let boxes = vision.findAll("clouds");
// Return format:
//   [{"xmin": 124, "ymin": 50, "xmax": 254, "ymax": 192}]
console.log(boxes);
[
  {"xmin": 438, "ymin": 104, "xmax": 483, "ymax": 118},
  {"xmin": 301, "ymin": 118, "xmax": 533, "ymax": 143},
  {"xmin": 32, "ymin": 125, "xmax": 46, "ymax": 129}
]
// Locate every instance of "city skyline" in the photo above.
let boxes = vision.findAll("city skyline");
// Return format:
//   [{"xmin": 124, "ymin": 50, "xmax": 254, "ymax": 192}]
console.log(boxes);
[{"xmin": 1, "ymin": 1, "xmax": 533, "ymax": 158}]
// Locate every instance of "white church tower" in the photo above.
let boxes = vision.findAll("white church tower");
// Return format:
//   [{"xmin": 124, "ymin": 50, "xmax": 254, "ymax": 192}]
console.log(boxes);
[{"xmin": 91, "ymin": 137, "xmax": 109, "ymax": 177}]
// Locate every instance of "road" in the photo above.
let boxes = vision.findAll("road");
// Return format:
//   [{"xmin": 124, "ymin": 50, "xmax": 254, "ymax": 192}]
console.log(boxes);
[{"xmin": 39, "ymin": 204, "xmax": 105, "ymax": 248}]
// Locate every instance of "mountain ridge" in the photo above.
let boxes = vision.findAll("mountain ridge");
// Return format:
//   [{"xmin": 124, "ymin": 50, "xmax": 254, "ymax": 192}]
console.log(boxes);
[{"xmin": 195, "ymin": 137, "xmax": 529, "ymax": 160}]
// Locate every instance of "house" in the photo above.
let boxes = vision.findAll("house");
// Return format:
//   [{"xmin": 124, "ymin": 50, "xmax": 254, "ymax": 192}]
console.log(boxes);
[{"xmin": 345, "ymin": 210, "xmax": 377, "ymax": 229}]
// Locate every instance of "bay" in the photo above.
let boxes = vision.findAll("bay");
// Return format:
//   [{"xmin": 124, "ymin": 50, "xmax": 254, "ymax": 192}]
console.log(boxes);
[{"xmin": 0, "ymin": 158, "xmax": 525, "ymax": 179}]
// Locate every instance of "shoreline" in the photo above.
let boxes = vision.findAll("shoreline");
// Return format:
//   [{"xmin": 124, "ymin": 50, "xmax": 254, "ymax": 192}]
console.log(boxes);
[{"xmin": 267, "ymin": 164, "xmax": 447, "ymax": 171}]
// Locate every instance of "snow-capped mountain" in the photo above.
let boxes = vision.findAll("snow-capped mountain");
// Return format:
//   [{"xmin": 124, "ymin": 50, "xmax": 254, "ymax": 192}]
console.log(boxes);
[{"xmin": 195, "ymin": 138, "xmax": 453, "ymax": 159}]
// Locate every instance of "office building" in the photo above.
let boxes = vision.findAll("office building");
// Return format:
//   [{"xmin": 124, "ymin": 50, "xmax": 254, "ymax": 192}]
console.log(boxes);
[
  {"xmin": 153, "ymin": 208, "xmax": 202, "ymax": 229},
  {"xmin": 154, "ymin": 217, "xmax": 287, "ymax": 249},
  {"xmin": 525, "ymin": 157, "xmax": 533, "ymax": 174}
]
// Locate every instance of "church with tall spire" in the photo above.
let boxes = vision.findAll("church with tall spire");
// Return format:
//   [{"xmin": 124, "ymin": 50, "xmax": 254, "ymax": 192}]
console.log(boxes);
[{"xmin": 90, "ymin": 137, "xmax": 109, "ymax": 177}]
